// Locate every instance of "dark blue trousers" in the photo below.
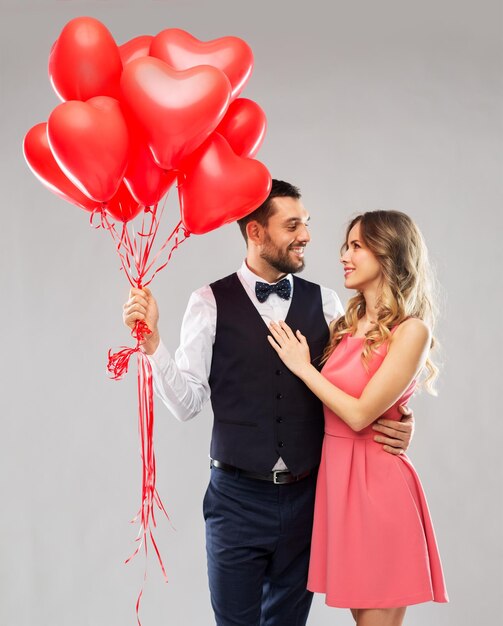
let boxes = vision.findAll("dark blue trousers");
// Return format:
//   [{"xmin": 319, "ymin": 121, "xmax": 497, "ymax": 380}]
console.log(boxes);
[{"xmin": 203, "ymin": 466, "xmax": 317, "ymax": 626}]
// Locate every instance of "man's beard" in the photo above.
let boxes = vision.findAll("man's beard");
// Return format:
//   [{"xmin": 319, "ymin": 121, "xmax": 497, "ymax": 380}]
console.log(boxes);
[{"xmin": 260, "ymin": 236, "xmax": 306, "ymax": 275}]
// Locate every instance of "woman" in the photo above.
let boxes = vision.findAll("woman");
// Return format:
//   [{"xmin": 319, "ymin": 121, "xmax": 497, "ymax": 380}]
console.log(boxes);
[{"xmin": 268, "ymin": 210, "xmax": 448, "ymax": 625}]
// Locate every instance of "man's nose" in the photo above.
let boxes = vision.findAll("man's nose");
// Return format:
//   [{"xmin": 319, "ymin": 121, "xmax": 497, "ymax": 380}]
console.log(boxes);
[{"xmin": 298, "ymin": 225, "xmax": 310, "ymax": 242}]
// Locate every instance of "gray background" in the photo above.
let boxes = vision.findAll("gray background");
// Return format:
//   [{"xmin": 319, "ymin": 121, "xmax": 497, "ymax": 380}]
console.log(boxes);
[{"xmin": 1, "ymin": 0, "xmax": 501, "ymax": 624}]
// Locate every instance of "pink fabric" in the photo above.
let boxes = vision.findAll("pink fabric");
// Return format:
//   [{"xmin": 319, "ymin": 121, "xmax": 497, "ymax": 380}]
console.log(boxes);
[{"xmin": 307, "ymin": 335, "xmax": 448, "ymax": 608}]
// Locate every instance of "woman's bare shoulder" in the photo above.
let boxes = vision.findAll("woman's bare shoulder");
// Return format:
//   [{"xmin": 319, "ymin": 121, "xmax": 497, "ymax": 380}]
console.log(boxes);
[{"xmin": 392, "ymin": 318, "xmax": 431, "ymax": 345}]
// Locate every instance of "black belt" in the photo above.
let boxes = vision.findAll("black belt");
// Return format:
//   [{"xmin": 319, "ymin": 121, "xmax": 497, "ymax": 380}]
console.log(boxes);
[{"xmin": 210, "ymin": 459, "xmax": 313, "ymax": 485}]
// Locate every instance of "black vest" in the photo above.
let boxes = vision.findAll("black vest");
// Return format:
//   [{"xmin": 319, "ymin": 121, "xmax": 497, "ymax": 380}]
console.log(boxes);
[{"xmin": 208, "ymin": 273, "xmax": 329, "ymax": 475}]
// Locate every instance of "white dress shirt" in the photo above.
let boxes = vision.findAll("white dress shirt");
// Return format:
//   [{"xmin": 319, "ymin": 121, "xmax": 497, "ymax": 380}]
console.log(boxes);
[{"xmin": 148, "ymin": 261, "xmax": 344, "ymax": 469}]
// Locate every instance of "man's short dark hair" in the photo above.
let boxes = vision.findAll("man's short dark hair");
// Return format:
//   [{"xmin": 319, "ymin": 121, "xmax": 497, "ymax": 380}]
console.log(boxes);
[{"xmin": 237, "ymin": 179, "xmax": 301, "ymax": 242}]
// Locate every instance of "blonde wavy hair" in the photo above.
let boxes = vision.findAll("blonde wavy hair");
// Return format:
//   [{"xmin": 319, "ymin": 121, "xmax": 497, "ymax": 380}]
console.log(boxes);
[{"xmin": 323, "ymin": 210, "xmax": 439, "ymax": 393}]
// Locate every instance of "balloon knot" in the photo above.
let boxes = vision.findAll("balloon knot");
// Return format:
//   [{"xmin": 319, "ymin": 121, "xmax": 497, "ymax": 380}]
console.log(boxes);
[{"xmin": 107, "ymin": 321, "xmax": 152, "ymax": 380}]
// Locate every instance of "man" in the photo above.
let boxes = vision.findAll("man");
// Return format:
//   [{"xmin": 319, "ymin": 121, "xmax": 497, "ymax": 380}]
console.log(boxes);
[{"xmin": 123, "ymin": 180, "xmax": 414, "ymax": 626}]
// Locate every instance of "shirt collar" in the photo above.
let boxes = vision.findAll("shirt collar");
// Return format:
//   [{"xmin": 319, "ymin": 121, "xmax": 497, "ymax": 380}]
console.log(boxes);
[{"xmin": 238, "ymin": 260, "xmax": 294, "ymax": 291}]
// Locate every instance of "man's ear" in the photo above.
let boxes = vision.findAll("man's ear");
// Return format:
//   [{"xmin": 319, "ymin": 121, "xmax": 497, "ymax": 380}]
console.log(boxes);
[{"xmin": 246, "ymin": 220, "xmax": 264, "ymax": 245}]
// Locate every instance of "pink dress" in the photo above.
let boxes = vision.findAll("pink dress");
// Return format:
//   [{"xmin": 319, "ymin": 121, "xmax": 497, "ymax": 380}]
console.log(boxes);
[{"xmin": 307, "ymin": 334, "xmax": 448, "ymax": 608}]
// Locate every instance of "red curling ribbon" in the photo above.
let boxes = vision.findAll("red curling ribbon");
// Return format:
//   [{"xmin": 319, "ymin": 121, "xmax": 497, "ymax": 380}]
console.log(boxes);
[
  {"xmin": 107, "ymin": 319, "xmax": 151, "ymax": 380},
  {"xmin": 107, "ymin": 320, "xmax": 170, "ymax": 626},
  {"xmin": 102, "ymin": 194, "xmax": 187, "ymax": 624}
]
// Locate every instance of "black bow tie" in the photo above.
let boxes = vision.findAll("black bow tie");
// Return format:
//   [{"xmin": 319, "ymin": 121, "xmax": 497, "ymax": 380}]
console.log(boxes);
[{"xmin": 255, "ymin": 278, "xmax": 292, "ymax": 303}]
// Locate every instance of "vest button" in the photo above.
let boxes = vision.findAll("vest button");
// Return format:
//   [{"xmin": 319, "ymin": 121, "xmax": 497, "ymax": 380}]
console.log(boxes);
[
  {"xmin": 276, "ymin": 369, "xmax": 283, "ymax": 375},
  {"xmin": 278, "ymin": 441, "xmax": 284, "ymax": 448},
  {"xmin": 276, "ymin": 393, "xmax": 283, "ymax": 399},
  {"xmin": 276, "ymin": 417, "xmax": 283, "ymax": 423}
]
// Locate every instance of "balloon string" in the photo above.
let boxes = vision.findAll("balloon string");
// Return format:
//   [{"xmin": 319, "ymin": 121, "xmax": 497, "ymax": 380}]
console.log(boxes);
[
  {"xmin": 106, "ymin": 320, "xmax": 151, "ymax": 380},
  {"xmin": 89, "ymin": 207, "xmax": 103, "ymax": 229},
  {"xmin": 102, "ymin": 192, "xmax": 185, "ymax": 624},
  {"xmin": 100, "ymin": 197, "xmax": 185, "ymax": 288},
  {"xmin": 137, "ymin": 203, "xmax": 166, "ymax": 280},
  {"xmin": 142, "ymin": 221, "xmax": 190, "ymax": 287},
  {"xmin": 107, "ymin": 321, "xmax": 170, "ymax": 626},
  {"xmin": 134, "ymin": 192, "xmax": 169, "ymax": 280},
  {"xmin": 136, "ymin": 204, "xmax": 150, "ymax": 273},
  {"xmin": 101, "ymin": 211, "xmax": 137, "ymax": 288}
]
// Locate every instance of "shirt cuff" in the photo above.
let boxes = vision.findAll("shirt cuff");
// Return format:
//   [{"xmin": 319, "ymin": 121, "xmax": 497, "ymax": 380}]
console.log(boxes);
[{"xmin": 146, "ymin": 338, "xmax": 172, "ymax": 369}]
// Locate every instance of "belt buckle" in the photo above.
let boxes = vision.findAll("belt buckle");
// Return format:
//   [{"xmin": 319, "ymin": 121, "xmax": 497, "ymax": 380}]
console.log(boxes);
[{"xmin": 273, "ymin": 470, "xmax": 289, "ymax": 484}]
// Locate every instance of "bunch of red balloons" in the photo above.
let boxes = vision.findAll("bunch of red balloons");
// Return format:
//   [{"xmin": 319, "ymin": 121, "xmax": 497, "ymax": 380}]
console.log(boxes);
[
  {"xmin": 23, "ymin": 17, "xmax": 271, "ymax": 234},
  {"xmin": 23, "ymin": 21, "xmax": 273, "ymax": 616}
]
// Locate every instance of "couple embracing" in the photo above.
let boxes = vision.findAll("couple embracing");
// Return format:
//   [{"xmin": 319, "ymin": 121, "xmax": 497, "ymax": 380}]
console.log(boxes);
[{"xmin": 123, "ymin": 180, "xmax": 448, "ymax": 626}]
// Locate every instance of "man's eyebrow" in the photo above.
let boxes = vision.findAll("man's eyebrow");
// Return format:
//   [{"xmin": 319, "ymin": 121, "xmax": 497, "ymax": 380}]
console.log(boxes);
[{"xmin": 283, "ymin": 216, "xmax": 311, "ymax": 224}]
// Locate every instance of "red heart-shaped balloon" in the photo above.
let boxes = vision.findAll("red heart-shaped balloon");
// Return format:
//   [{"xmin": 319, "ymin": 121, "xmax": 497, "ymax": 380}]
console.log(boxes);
[
  {"xmin": 106, "ymin": 182, "xmax": 144, "ymax": 223},
  {"xmin": 216, "ymin": 98, "xmax": 267, "ymax": 159},
  {"xmin": 150, "ymin": 28, "xmax": 253, "ymax": 101},
  {"xmin": 47, "ymin": 96, "xmax": 129, "ymax": 202},
  {"xmin": 23, "ymin": 122, "xmax": 97, "ymax": 211},
  {"xmin": 121, "ymin": 57, "xmax": 231, "ymax": 170},
  {"xmin": 49, "ymin": 17, "xmax": 122, "ymax": 101},
  {"xmin": 23, "ymin": 122, "xmax": 141, "ymax": 222},
  {"xmin": 178, "ymin": 133, "xmax": 271, "ymax": 235},
  {"xmin": 124, "ymin": 129, "xmax": 177, "ymax": 207},
  {"xmin": 119, "ymin": 35, "xmax": 153, "ymax": 66}
]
